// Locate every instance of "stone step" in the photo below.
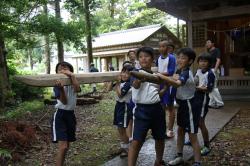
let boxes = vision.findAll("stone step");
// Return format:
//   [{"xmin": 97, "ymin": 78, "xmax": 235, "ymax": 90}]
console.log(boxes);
[{"xmin": 104, "ymin": 103, "xmax": 240, "ymax": 166}]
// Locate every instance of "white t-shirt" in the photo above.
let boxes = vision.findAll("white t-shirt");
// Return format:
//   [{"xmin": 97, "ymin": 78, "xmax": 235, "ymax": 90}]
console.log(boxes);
[
  {"xmin": 132, "ymin": 69, "xmax": 160, "ymax": 104},
  {"xmin": 54, "ymin": 85, "xmax": 77, "ymax": 110}
]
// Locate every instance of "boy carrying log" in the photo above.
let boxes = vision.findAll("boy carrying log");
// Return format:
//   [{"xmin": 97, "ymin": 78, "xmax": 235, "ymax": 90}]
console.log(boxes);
[{"xmin": 52, "ymin": 61, "xmax": 81, "ymax": 166}]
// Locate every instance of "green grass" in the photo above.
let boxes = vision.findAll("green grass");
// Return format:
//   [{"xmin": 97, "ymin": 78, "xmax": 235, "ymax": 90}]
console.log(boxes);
[
  {"xmin": 69, "ymin": 91, "xmax": 119, "ymax": 166},
  {"xmin": 3, "ymin": 100, "xmax": 44, "ymax": 119}
]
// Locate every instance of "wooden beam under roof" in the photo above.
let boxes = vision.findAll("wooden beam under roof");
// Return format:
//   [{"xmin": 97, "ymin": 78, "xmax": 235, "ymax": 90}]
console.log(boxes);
[{"xmin": 192, "ymin": 4, "xmax": 250, "ymax": 21}]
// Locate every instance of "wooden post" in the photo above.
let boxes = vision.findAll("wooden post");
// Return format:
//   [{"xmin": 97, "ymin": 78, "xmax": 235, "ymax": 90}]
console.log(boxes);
[
  {"xmin": 187, "ymin": 8, "xmax": 193, "ymax": 48},
  {"xmin": 177, "ymin": 18, "xmax": 180, "ymax": 40},
  {"xmin": 75, "ymin": 58, "xmax": 79, "ymax": 73}
]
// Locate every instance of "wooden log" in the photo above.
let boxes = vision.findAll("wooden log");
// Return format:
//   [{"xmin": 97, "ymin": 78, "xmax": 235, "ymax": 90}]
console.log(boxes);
[
  {"xmin": 44, "ymin": 97, "xmax": 99, "ymax": 105},
  {"xmin": 14, "ymin": 71, "xmax": 120, "ymax": 87},
  {"xmin": 130, "ymin": 71, "xmax": 162, "ymax": 84}
]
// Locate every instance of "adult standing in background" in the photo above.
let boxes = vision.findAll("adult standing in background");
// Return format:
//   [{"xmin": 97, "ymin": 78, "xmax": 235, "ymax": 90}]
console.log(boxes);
[
  {"xmin": 128, "ymin": 50, "xmax": 141, "ymax": 69},
  {"xmin": 89, "ymin": 63, "xmax": 99, "ymax": 92},
  {"xmin": 206, "ymin": 39, "xmax": 224, "ymax": 108}
]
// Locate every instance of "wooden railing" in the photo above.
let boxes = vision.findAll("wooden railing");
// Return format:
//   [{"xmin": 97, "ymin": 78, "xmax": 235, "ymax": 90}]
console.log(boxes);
[{"xmin": 218, "ymin": 76, "xmax": 250, "ymax": 90}]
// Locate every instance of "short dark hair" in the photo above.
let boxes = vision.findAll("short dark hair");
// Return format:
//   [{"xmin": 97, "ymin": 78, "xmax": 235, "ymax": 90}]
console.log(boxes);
[
  {"xmin": 197, "ymin": 52, "xmax": 212, "ymax": 67},
  {"xmin": 136, "ymin": 46, "xmax": 154, "ymax": 59},
  {"xmin": 177, "ymin": 47, "xmax": 196, "ymax": 64},
  {"xmin": 55, "ymin": 61, "xmax": 74, "ymax": 73},
  {"xmin": 121, "ymin": 64, "xmax": 134, "ymax": 72},
  {"xmin": 122, "ymin": 60, "xmax": 133, "ymax": 67},
  {"xmin": 167, "ymin": 43, "xmax": 175, "ymax": 50},
  {"xmin": 206, "ymin": 38, "xmax": 215, "ymax": 44},
  {"xmin": 127, "ymin": 50, "xmax": 136, "ymax": 57}
]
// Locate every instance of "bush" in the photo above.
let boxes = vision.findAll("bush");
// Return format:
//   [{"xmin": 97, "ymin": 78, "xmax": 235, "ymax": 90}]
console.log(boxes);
[
  {"xmin": 7, "ymin": 62, "xmax": 45, "ymax": 101},
  {"xmin": 4, "ymin": 100, "xmax": 44, "ymax": 119}
]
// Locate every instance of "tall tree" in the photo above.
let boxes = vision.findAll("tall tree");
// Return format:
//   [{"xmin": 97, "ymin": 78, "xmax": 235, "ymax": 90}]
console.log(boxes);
[
  {"xmin": 55, "ymin": 0, "xmax": 64, "ymax": 62},
  {"xmin": 0, "ymin": 0, "xmax": 43, "ymax": 109},
  {"xmin": 0, "ymin": 33, "xmax": 9, "ymax": 110},
  {"xmin": 43, "ymin": 3, "xmax": 51, "ymax": 74},
  {"xmin": 83, "ymin": 0, "xmax": 93, "ymax": 69}
]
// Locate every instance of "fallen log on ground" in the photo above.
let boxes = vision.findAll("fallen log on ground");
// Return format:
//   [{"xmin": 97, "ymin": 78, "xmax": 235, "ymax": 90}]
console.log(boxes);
[
  {"xmin": 130, "ymin": 71, "xmax": 162, "ymax": 84},
  {"xmin": 44, "ymin": 98, "xmax": 99, "ymax": 105},
  {"xmin": 14, "ymin": 71, "xmax": 120, "ymax": 87}
]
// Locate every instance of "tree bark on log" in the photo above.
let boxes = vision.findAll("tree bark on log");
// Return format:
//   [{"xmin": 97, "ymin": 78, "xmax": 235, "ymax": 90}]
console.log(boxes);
[{"xmin": 14, "ymin": 71, "xmax": 120, "ymax": 87}]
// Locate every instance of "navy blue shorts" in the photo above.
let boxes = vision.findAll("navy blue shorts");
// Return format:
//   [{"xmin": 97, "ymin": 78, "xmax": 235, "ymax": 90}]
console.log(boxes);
[
  {"xmin": 176, "ymin": 98, "xmax": 201, "ymax": 134},
  {"xmin": 51, "ymin": 109, "xmax": 76, "ymax": 143},
  {"xmin": 160, "ymin": 85, "xmax": 176, "ymax": 106},
  {"xmin": 132, "ymin": 102, "xmax": 166, "ymax": 142},
  {"xmin": 195, "ymin": 91, "xmax": 210, "ymax": 118},
  {"xmin": 113, "ymin": 101, "xmax": 132, "ymax": 128}
]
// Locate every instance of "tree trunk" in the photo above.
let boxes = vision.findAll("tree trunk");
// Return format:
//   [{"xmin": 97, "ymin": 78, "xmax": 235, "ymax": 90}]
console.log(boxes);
[
  {"xmin": 0, "ymin": 33, "xmax": 10, "ymax": 110},
  {"xmin": 109, "ymin": 0, "xmax": 115, "ymax": 18},
  {"xmin": 55, "ymin": 0, "xmax": 64, "ymax": 62},
  {"xmin": 83, "ymin": 0, "xmax": 93, "ymax": 71},
  {"xmin": 28, "ymin": 48, "xmax": 33, "ymax": 70},
  {"xmin": 44, "ymin": 4, "xmax": 51, "ymax": 74}
]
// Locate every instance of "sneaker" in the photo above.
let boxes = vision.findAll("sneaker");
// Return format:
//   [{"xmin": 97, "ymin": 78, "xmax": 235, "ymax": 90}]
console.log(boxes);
[
  {"xmin": 201, "ymin": 146, "xmax": 211, "ymax": 156},
  {"xmin": 168, "ymin": 156, "xmax": 184, "ymax": 165},
  {"xmin": 154, "ymin": 160, "xmax": 166, "ymax": 166},
  {"xmin": 192, "ymin": 162, "xmax": 201, "ymax": 166},
  {"xmin": 119, "ymin": 149, "xmax": 128, "ymax": 158},
  {"xmin": 184, "ymin": 140, "xmax": 192, "ymax": 146},
  {"xmin": 166, "ymin": 130, "xmax": 175, "ymax": 138}
]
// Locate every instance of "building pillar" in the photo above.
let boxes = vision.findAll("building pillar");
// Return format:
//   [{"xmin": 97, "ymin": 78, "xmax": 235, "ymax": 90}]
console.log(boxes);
[{"xmin": 187, "ymin": 8, "xmax": 193, "ymax": 48}]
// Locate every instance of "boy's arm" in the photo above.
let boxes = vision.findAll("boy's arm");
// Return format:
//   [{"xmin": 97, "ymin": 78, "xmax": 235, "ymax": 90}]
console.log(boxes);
[
  {"xmin": 70, "ymin": 74, "xmax": 81, "ymax": 93},
  {"xmin": 132, "ymin": 79, "xmax": 141, "ymax": 89},
  {"xmin": 115, "ymin": 82, "xmax": 122, "ymax": 98},
  {"xmin": 159, "ymin": 84, "xmax": 169, "ymax": 97},
  {"xmin": 54, "ymin": 80, "xmax": 67, "ymax": 105},
  {"xmin": 157, "ymin": 73, "xmax": 182, "ymax": 87},
  {"xmin": 196, "ymin": 71, "xmax": 215, "ymax": 92}
]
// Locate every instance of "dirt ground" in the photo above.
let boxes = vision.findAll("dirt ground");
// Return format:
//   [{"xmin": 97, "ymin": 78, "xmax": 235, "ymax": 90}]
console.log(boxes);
[
  {"xmin": 200, "ymin": 104, "xmax": 250, "ymax": 166},
  {"xmin": 1, "ymin": 94, "xmax": 250, "ymax": 166}
]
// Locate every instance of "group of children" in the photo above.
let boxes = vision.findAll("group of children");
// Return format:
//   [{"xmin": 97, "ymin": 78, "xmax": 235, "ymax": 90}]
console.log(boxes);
[
  {"xmin": 51, "ymin": 40, "xmax": 216, "ymax": 166},
  {"xmin": 113, "ymin": 41, "xmax": 216, "ymax": 166}
]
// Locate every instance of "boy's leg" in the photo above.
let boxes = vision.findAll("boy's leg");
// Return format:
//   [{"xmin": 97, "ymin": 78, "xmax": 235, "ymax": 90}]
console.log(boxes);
[
  {"xmin": 168, "ymin": 126, "xmax": 185, "ymax": 165},
  {"xmin": 155, "ymin": 139, "xmax": 165, "ymax": 165},
  {"xmin": 128, "ymin": 140, "xmax": 143, "ymax": 166},
  {"xmin": 166, "ymin": 105, "xmax": 175, "ymax": 137},
  {"xmin": 199, "ymin": 118, "xmax": 209, "ymax": 147},
  {"xmin": 56, "ymin": 141, "xmax": 69, "ymax": 166},
  {"xmin": 118, "ymin": 127, "xmax": 129, "ymax": 144},
  {"xmin": 188, "ymin": 133, "xmax": 201, "ymax": 163},
  {"xmin": 126, "ymin": 119, "xmax": 133, "ymax": 142},
  {"xmin": 176, "ymin": 126, "xmax": 185, "ymax": 153},
  {"xmin": 118, "ymin": 127, "xmax": 129, "ymax": 157}
]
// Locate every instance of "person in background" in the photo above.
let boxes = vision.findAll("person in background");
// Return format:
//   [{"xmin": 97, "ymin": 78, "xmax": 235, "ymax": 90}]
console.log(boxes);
[
  {"xmin": 128, "ymin": 50, "xmax": 141, "ymax": 69},
  {"xmin": 109, "ymin": 63, "xmax": 115, "ymax": 71},
  {"xmin": 157, "ymin": 41, "xmax": 176, "ymax": 139},
  {"xmin": 205, "ymin": 39, "xmax": 224, "ymax": 109},
  {"xmin": 113, "ymin": 65, "xmax": 134, "ymax": 158},
  {"xmin": 89, "ymin": 63, "xmax": 99, "ymax": 92}
]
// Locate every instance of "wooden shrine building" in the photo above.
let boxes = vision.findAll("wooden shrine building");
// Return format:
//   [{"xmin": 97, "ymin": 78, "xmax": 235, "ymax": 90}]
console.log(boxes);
[
  {"xmin": 148, "ymin": 0, "xmax": 250, "ymax": 99},
  {"xmin": 73, "ymin": 24, "xmax": 182, "ymax": 72}
]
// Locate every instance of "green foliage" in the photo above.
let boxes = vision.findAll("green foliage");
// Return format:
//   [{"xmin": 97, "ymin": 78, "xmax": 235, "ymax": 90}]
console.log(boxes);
[
  {"xmin": 0, "ymin": 148, "xmax": 12, "ymax": 160},
  {"xmin": 4, "ymin": 100, "xmax": 44, "ymax": 119}
]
